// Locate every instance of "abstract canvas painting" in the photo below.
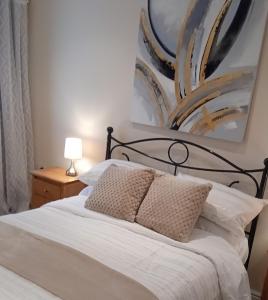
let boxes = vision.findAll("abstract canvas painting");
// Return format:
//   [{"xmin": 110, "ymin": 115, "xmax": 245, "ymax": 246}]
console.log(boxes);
[{"xmin": 131, "ymin": 0, "xmax": 268, "ymax": 142}]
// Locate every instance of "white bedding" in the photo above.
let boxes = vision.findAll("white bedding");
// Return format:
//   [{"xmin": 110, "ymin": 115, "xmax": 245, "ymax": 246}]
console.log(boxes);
[
  {"xmin": 0, "ymin": 196, "xmax": 251, "ymax": 300},
  {"xmin": 80, "ymin": 186, "xmax": 249, "ymax": 263}
]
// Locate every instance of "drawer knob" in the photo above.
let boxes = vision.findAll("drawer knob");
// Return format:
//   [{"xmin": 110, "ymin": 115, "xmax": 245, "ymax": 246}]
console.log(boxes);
[{"xmin": 43, "ymin": 189, "xmax": 48, "ymax": 193}]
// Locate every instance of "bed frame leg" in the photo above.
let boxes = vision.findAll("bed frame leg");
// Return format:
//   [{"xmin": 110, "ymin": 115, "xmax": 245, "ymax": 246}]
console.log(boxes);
[{"xmin": 245, "ymin": 158, "xmax": 268, "ymax": 269}]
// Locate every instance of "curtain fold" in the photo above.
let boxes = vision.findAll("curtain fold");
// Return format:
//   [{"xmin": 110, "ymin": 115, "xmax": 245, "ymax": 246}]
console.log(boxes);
[
  {"xmin": 0, "ymin": 0, "xmax": 34, "ymax": 214},
  {"xmin": 14, "ymin": 0, "xmax": 29, "ymax": 4}
]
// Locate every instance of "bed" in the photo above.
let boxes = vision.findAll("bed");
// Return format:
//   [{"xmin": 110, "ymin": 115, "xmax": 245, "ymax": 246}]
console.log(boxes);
[{"xmin": 0, "ymin": 127, "xmax": 267, "ymax": 300}]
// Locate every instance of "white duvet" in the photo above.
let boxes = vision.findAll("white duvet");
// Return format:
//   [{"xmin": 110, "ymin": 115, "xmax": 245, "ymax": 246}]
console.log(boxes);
[{"xmin": 0, "ymin": 196, "xmax": 251, "ymax": 300}]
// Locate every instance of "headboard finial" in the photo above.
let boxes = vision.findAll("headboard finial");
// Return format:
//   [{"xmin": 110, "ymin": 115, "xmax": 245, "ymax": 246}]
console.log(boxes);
[
  {"xmin": 107, "ymin": 127, "xmax": 114, "ymax": 134},
  {"xmin": 105, "ymin": 127, "xmax": 114, "ymax": 160}
]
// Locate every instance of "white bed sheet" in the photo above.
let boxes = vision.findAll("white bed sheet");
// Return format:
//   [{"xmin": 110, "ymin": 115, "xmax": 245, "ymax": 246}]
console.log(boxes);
[
  {"xmin": 79, "ymin": 186, "xmax": 249, "ymax": 263},
  {"xmin": 0, "ymin": 196, "xmax": 251, "ymax": 300}
]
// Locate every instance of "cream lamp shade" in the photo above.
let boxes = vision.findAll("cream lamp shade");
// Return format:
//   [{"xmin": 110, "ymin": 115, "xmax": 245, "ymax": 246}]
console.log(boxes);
[
  {"xmin": 64, "ymin": 138, "xmax": 82, "ymax": 176},
  {"xmin": 64, "ymin": 138, "xmax": 82, "ymax": 160}
]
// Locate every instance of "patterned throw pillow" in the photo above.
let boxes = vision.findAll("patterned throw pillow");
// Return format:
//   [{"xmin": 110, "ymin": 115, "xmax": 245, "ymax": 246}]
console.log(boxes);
[
  {"xmin": 84, "ymin": 165, "xmax": 155, "ymax": 222},
  {"xmin": 136, "ymin": 175, "xmax": 212, "ymax": 242}
]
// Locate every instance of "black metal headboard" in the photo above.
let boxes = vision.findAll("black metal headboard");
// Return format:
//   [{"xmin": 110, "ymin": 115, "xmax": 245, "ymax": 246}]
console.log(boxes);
[{"xmin": 105, "ymin": 126, "xmax": 268, "ymax": 269}]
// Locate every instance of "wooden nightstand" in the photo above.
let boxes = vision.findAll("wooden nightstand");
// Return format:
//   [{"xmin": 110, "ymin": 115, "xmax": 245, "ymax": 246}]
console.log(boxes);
[{"xmin": 31, "ymin": 167, "xmax": 87, "ymax": 208}]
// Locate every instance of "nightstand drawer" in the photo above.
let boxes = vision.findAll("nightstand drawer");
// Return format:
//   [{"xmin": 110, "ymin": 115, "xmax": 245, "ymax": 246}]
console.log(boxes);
[
  {"xmin": 31, "ymin": 194, "xmax": 50, "ymax": 209},
  {"xmin": 33, "ymin": 177, "xmax": 61, "ymax": 200}
]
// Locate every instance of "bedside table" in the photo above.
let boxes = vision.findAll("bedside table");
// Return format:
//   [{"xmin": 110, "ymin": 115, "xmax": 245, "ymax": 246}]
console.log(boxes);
[{"xmin": 31, "ymin": 167, "xmax": 87, "ymax": 208}]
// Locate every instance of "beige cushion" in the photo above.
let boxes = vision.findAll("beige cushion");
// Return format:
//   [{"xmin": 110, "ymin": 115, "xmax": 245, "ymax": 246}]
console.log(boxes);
[
  {"xmin": 84, "ymin": 165, "xmax": 155, "ymax": 222},
  {"xmin": 136, "ymin": 175, "xmax": 212, "ymax": 242}
]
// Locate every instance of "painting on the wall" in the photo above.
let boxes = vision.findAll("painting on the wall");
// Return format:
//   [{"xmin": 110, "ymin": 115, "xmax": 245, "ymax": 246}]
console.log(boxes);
[{"xmin": 131, "ymin": 0, "xmax": 268, "ymax": 142}]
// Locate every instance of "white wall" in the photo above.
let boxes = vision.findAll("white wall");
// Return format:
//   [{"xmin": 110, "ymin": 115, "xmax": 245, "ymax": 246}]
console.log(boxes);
[{"xmin": 29, "ymin": 0, "xmax": 268, "ymax": 292}]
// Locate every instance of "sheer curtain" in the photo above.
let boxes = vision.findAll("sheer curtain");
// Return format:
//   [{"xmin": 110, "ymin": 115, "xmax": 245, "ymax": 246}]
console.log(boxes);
[{"xmin": 0, "ymin": 0, "xmax": 34, "ymax": 214}]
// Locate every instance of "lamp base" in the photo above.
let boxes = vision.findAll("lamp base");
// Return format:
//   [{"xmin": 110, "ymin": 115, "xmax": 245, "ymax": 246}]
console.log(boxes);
[{"xmin": 66, "ymin": 160, "xmax": 77, "ymax": 177}]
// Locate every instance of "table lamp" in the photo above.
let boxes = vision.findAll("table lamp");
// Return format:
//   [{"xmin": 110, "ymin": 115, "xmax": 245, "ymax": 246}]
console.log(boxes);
[{"xmin": 64, "ymin": 137, "xmax": 82, "ymax": 176}]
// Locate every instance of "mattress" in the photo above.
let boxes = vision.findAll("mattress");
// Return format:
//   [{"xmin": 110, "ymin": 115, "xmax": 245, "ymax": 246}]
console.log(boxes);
[{"xmin": 0, "ymin": 195, "xmax": 251, "ymax": 300}]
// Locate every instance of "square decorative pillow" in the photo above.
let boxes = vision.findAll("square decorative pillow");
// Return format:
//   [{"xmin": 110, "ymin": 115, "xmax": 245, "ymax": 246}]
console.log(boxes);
[
  {"xmin": 84, "ymin": 165, "xmax": 155, "ymax": 222},
  {"xmin": 136, "ymin": 175, "xmax": 212, "ymax": 242}
]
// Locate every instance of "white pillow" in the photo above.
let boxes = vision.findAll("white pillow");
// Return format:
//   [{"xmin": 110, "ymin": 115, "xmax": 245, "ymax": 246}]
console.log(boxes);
[
  {"xmin": 177, "ymin": 172, "xmax": 267, "ymax": 232},
  {"xmin": 79, "ymin": 159, "xmax": 164, "ymax": 186},
  {"xmin": 79, "ymin": 186, "xmax": 93, "ymax": 196},
  {"xmin": 197, "ymin": 216, "xmax": 247, "ymax": 258}
]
